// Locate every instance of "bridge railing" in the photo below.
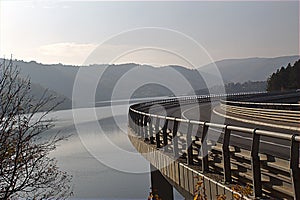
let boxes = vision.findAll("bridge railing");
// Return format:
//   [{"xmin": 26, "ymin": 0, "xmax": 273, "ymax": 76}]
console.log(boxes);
[
  {"xmin": 225, "ymin": 90, "xmax": 300, "ymax": 104},
  {"xmin": 128, "ymin": 94, "xmax": 300, "ymax": 199},
  {"xmin": 221, "ymin": 99, "xmax": 300, "ymax": 110},
  {"xmin": 219, "ymin": 100, "xmax": 300, "ymax": 131}
]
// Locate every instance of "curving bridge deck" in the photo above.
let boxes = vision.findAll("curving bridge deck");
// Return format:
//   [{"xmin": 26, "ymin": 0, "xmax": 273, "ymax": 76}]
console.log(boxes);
[{"xmin": 128, "ymin": 92, "xmax": 300, "ymax": 200}]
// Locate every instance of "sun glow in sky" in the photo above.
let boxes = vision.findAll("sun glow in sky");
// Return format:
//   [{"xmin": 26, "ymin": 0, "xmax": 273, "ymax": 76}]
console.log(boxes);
[{"xmin": 0, "ymin": 0, "xmax": 299, "ymax": 67}]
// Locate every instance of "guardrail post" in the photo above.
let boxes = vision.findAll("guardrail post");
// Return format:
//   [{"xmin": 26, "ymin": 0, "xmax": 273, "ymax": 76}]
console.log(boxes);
[
  {"xmin": 149, "ymin": 116, "xmax": 155, "ymax": 144},
  {"xmin": 155, "ymin": 117, "xmax": 161, "ymax": 148},
  {"xmin": 186, "ymin": 122, "xmax": 193, "ymax": 165},
  {"xmin": 222, "ymin": 125, "xmax": 232, "ymax": 183},
  {"xmin": 163, "ymin": 119, "xmax": 169, "ymax": 146},
  {"xmin": 137, "ymin": 114, "xmax": 141, "ymax": 136},
  {"xmin": 139, "ymin": 115, "xmax": 143, "ymax": 137},
  {"xmin": 140, "ymin": 115, "xmax": 145, "ymax": 138},
  {"xmin": 134, "ymin": 113, "xmax": 139, "ymax": 135},
  {"xmin": 290, "ymin": 134, "xmax": 300, "ymax": 200},
  {"xmin": 143, "ymin": 115, "xmax": 148, "ymax": 139},
  {"xmin": 131, "ymin": 112, "xmax": 135, "ymax": 131},
  {"xmin": 172, "ymin": 120, "xmax": 179, "ymax": 158},
  {"xmin": 251, "ymin": 129, "xmax": 262, "ymax": 198},
  {"xmin": 201, "ymin": 122, "xmax": 209, "ymax": 172}
]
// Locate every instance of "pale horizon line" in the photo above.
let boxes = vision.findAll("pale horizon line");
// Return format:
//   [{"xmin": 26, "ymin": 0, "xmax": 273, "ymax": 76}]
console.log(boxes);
[{"xmin": 1, "ymin": 54, "xmax": 299, "ymax": 69}]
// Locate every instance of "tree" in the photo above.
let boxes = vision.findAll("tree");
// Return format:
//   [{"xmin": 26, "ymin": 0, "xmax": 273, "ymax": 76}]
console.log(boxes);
[
  {"xmin": 267, "ymin": 60, "xmax": 300, "ymax": 92},
  {"xmin": 0, "ymin": 59, "xmax": 72, "ymax": 199}
]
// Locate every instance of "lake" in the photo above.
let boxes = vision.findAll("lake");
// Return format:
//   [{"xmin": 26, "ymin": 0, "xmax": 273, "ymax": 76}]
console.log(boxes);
[{"xmin": 48, "ymin": 104, "xmax": 183, "ymax": 199}]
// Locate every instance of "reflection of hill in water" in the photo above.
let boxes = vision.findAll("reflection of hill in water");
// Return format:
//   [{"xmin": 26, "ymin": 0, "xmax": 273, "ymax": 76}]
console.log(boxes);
[{"xmin": 47, "ymin": 106, "xmax": 171, "ymax": 198}]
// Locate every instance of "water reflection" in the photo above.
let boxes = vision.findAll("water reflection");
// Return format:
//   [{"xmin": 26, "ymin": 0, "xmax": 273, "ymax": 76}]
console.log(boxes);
[
  {"xmin": 48, "ymin": 105, "xmax": 183, "ymax": 199},
  {"xmin": 49, "ymin": 105, "xmax": 150, "ymax": 199}
]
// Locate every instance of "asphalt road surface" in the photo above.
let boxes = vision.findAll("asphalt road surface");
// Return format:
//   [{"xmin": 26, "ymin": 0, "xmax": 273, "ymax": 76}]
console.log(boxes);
[{"xmin": 160, "ymin": 100, "xmax": 298, "ymax": 159}]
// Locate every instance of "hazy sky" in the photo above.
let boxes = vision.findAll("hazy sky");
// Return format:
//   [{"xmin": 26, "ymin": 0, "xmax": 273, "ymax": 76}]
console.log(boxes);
[{"xmin": 0, "ymin": 1, "xmax": 299, "ymax": 67}]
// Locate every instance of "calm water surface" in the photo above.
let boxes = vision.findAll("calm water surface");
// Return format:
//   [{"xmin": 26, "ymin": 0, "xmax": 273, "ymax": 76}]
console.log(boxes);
[{"xmin": 47, "ymin": 105, "xmax": 183, "ymax": 199}]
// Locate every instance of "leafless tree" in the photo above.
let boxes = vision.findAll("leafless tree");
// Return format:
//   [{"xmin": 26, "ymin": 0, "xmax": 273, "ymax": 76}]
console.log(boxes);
[{"xmin": 0, "ymin": 59, "xmax": 72, "ymax": 199}]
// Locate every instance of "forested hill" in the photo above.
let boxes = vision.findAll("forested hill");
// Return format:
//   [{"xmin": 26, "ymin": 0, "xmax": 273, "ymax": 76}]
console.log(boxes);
[
  {"xmin": 1, "ymin": 55, "xmax": 298, "ymax": 107},
  {"xmin": 267, "ymin": 60, "xmax": 300, "ymax": 91}
]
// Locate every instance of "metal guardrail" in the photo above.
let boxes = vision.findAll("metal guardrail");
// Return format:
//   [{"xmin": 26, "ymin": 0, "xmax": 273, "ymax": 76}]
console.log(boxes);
[
  {"xmin": 219, "ymin": 100, "xmax": 300, "ymax": 132},
  {"xmin": 128, "ymin": 94, "xmax": 300, "ymax": 199},
  {"xmin": 226, "ymin": 90, "xmax": 300, "ymax": 105},
  {"xmin": 221, "ymin": 99, "xmax": 300, "ymax": 111},
  {"xmin": 132, "ymin": 91, "xmax": 267, "ymax": 110},
  {"xmin": 220, "ymin": 104, "xmax": 300, "ymax": 124}
]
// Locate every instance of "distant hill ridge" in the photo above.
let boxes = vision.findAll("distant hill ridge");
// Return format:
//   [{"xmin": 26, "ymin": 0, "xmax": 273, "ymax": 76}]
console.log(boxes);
[
  {"xmin": 198, "ymin": 55, "xmax": 299, "ymax": 83},
  {"xmin": 0, "ymin": 55, "xmax": 298, "ymax": 107}
]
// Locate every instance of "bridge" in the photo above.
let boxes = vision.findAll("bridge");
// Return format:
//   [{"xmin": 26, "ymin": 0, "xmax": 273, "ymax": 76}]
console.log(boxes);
[{"xmin": 128, "ymin": 92, "xmax": 300, "ymax": 200}]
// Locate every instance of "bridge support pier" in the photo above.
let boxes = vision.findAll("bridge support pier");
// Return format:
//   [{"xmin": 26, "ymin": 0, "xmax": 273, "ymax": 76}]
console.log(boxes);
[{"xmin": 150, "ymin": 164, "xmax": 174, "ymax": 200}]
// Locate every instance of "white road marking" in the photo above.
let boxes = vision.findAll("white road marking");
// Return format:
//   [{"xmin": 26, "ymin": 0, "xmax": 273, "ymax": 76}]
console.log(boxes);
[{"xmin": 180, "ymin": 104, "xmax": 291, "ymax": 149}]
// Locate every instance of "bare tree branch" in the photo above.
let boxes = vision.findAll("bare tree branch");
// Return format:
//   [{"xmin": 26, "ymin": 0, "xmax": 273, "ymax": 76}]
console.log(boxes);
[{"xmin": 0, "ymin": 59, "xmax": 72, "ymax": 199}]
